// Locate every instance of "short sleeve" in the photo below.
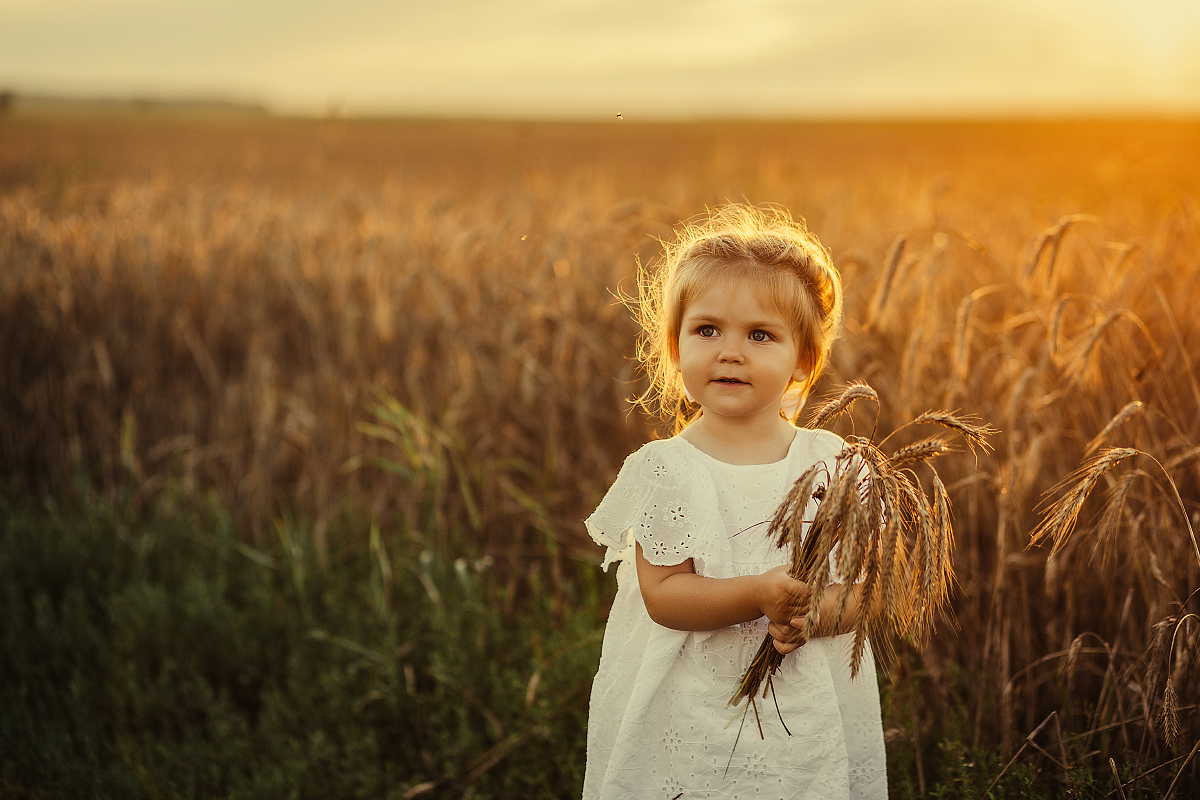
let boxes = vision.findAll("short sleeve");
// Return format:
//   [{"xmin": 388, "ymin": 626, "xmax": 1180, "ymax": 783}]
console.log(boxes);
[{"xmin": 584, "ymin": 440, "xmax": 707, "ymax": 571}]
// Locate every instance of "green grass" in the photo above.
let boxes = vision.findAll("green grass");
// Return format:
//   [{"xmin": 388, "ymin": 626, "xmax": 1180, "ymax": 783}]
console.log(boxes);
[
  {"xmin": 2, "ymin": 485, "xmax": 1176, "ymax": 799},
  {"xmin": 0, "ymin": 487, "xmax": 604, "ymax": 799}
]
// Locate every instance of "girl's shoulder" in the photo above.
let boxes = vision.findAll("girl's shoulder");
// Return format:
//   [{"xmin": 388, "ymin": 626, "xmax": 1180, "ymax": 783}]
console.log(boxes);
[
  {"xmin": 617, "ymin": 437, "xmax": 697, "ymax": 480},
  {"xmin": 626, "ymin": 430, "xmax": 845, "ymax": 470},
  {"xmin": 587, "ymin": 437, "xmax": 716, "ymax": 569},
  {"xmin": 630, "ymin": 436, "xmax": 688, "ymax": 456},
  {"xmin": 791, "ymin": 426, "xmax": 848, "ymax": 459}
]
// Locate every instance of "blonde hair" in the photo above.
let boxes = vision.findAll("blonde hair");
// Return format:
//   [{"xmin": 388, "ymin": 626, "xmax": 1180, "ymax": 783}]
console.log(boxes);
[{"xmin": 633, "ymin": 204, "xmax": 843, "ymax": 432}]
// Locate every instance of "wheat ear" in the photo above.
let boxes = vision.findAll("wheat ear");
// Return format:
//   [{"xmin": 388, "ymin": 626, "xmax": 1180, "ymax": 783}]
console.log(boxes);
[
  {"xmin": 1030, "ymin": 447, "xmax": 1138, "ymax": 554},
  {"xmin": 809, "ymin": 382, "xmax": 878, "ymax": 430}
]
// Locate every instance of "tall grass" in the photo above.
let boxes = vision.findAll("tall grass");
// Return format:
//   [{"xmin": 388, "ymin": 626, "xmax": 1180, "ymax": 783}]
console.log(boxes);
[
  {"xmin": 0, "ymin": 478, "xmax": 603, "ymax": 798},
  {"xmin": 2, "ymin": 116, "xmax": 1199, "ymax": 795}
]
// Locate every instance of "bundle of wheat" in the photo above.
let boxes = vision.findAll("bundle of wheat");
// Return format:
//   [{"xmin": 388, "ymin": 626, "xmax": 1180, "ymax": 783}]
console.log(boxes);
[{"xmin": 729, "ymin": 383, "xmax": 993, "ymax": 717}]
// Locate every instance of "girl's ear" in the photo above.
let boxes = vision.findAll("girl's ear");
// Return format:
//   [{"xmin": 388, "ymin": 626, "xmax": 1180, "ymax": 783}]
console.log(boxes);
[
  {"xmin": 669, "ymin": 338, "xmax": 680, "ymax": 370},
  {"xmin": 792, "ymin": 357, "xmax": 811, "ymax": 385},
  {"xmin": 793, "ymin": 346, "xmax": 815, "ymax": 383},
  {"xmin": 781, "ymin": 381, "xmax": 805, "ymax": 420}
]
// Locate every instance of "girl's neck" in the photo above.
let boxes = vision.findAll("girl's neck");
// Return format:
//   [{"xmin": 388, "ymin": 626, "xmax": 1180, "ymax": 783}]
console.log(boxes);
[{"xmin": 678, "ymin": 413, "xmax": 797, "ymax": 465}]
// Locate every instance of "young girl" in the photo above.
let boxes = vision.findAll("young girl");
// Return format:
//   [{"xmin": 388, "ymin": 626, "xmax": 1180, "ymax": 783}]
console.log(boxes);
[{"xmin": 584, "ymin": 205, "xmax": 886, "ymax": 800}]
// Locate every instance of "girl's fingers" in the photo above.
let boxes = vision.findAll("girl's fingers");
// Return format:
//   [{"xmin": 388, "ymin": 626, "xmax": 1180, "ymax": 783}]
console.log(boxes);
[
  {"xmin": 773, "ymin": 639, "xmax": 801, "ymax": 655},
  {"xmin": 768, "ymin": 621, "xmax": 804, "ymax": 643}
]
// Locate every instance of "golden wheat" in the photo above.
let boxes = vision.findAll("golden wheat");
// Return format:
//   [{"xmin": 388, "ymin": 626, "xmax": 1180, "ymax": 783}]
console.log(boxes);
[
  {"xmin": 3, "ymin": 116, "xmax": 1199, "ymax": 788},
  {"xmin": 865, "ymin": 235, "xmax": 905, "ymax": 328},
  {"xmin": 730, "ymin": 386, "xmax": 978, "ymax": 713},
  {"xmin": 1085, "ymin": 399, "xmax": 1144, "ymax": 457}
]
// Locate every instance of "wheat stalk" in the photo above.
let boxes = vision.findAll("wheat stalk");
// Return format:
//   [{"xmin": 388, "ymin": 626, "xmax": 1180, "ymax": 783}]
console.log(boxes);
[
  {"xmin": 1022, "ymin": 214, "xmax": 1098, "ymax": 285},
  {"xmin": 808, "ymin": 381, "xmax": 878, "ymax": 431},
  {"xmin": 729, "ymin": 386, "xmax": 987, "ymax": 716},
  {"xmin": 1030, "ymin": 447, "xmax": 1138, "ymax": 554},
  {"xmin": 952, "ymin": 293, "xmax": 975, "ymax": 384},
  {"xmin": 1158, "ymin": 678, "xmax": 1180, "ymax": 747},
  {"xmin": 907, "ymin": 410, "xmax": 995, "ymax": 456},
  {"xmin": 1093, "ymin": 469, "xmax": 1142, "ymax": 564},
  {"xmin": 866, "ymin": 235, "xmax": 906, "ymax": 328},
  {"xmin": 1032, "ymin": 446, "xmax": 1200, "ymax": 569},
  {"xmin": 1066, "ymin": 309, "xmax": 1128, "ymax": 384},
  {"xmin": 890, "ymin": 437, "xmax": 952, "ymax": 470},
  {"xmin": 1048, "ymin": 296, "xmax": 1073, "ymax": 359},
  {"xmin": 1084, "ymin": 400, "xmax": 1143, "ymax": 457}
]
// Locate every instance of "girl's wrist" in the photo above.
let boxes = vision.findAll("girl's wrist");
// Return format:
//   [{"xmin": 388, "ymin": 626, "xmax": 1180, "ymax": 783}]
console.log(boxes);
[{"xmin": 752, "ymin": 572, "xmax": 771, "ymax": 619}]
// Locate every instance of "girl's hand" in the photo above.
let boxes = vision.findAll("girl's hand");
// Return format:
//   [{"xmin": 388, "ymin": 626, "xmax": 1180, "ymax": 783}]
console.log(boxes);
[
  {"xmin": 771, "ymin": 584, "xmax": 865, "ymax": 652},
  {"xmin": 755, "ymin": 565, "xmax": 811, "ymax": 628},
  {"xmin": 768, "ymin": 619, "xmax": 806, "ymax": 654}
]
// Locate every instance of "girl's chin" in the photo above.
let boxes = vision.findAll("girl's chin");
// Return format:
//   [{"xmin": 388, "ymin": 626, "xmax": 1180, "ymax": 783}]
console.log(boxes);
[{"xmin": 695, "ymin": 405, "xmax": 786, "ymax": 423}]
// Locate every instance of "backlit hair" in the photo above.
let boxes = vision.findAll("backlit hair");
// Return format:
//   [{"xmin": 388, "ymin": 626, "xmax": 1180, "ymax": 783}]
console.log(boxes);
[{"xmin": 633, "ymin": 204, "xmax": 843, "ymax": 432}]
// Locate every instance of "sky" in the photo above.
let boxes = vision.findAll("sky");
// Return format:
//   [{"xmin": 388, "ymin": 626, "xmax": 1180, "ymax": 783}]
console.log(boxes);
[{"xmin": 2, "ymin": 0, "xmax": 1199, "ymax": 119}]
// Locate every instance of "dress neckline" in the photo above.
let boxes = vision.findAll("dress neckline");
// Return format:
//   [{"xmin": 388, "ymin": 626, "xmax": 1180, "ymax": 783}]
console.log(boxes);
[{"xmin": 675, "ymin": 427, "xmax": 802, "ymax": 468}]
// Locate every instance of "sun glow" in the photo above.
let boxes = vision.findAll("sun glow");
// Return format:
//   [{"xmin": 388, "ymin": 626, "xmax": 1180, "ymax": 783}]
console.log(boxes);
[{"xmin": 0, "ymin": 0, "xmax": 1197, "ymax": 117}]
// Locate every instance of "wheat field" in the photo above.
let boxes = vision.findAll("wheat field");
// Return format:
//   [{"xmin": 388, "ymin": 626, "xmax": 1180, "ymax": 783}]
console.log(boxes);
[{"xmin": 2, "ymin": 115, "xmax": 1199, "ymax": 795}]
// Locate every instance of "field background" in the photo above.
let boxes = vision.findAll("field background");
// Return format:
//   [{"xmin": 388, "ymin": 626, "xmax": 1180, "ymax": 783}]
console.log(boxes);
[{"xmin": 2, "ymin": 114, "xmax": 1199, "ymax": 798}]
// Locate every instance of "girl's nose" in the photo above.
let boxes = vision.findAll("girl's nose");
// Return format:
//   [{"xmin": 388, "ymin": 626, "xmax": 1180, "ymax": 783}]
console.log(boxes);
[{"xmin": 718, "ymin": 345, "xmax": 744, "ymax": 363}]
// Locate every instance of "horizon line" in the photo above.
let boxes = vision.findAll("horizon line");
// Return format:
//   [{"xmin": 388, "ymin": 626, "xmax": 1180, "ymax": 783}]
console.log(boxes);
[{"xmin": 5, "ymin": 90, "xmax": 1200, "ymax": 125}]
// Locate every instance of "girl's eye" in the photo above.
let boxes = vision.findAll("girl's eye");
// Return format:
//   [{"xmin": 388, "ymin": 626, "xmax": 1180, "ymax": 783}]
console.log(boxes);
[
  {"xmin": 749, "ymin": 330, "xmax": 771, "ymax": 343},
  {"xmin": 698, "ymin": 325, "xmax": 717, "ymax": 338}
]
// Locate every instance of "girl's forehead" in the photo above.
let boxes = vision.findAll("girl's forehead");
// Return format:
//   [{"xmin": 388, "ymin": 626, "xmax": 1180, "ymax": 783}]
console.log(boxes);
[{"xmin": 685, "ymin": 274, "xmax": 786, "ymax": 317}]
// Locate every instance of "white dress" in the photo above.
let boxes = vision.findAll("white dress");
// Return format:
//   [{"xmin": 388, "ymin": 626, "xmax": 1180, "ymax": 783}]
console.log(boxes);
[{"xmin": 583, "ymin": 427, "xmax": 887, "ymax": 800}]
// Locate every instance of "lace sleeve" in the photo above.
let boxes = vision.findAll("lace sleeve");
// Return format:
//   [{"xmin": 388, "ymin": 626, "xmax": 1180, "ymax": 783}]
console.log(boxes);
[{"xmin": 585, "ymin": 440, "xmax": 702, "ymax": 571}]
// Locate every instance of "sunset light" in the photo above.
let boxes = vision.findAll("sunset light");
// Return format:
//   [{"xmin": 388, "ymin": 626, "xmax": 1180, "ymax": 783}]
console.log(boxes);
[
  {"xmin": 1, "ymin": 0, "xmax": 1198, "ymax": 117},
  {"xmin": 3, "ymin": 0, "xmax": 1200, "ymax": 797}
]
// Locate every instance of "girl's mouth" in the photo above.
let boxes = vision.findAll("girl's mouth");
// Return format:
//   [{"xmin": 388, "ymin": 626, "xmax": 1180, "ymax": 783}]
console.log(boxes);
[{"xmin": 714, "ymin": 378, "xmax": 747, "ymax": 385}]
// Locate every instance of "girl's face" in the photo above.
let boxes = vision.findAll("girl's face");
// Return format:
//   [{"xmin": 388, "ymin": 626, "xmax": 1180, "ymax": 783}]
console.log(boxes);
[{"xmin": 671, "ymin": 276, "xmax": 806, "ymax": 428}]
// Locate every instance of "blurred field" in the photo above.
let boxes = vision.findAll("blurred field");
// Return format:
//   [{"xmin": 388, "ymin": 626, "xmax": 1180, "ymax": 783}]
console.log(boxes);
[{"xmin": 2, "ymin": 114, "xmax": 1199, "ymax": 797}]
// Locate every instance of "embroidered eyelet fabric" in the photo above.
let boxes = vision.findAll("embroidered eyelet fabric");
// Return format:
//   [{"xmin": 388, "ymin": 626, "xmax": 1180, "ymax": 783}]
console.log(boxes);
[{"xmin": 583, "ymin": 428, "xmax": 887, "ymax": 800}]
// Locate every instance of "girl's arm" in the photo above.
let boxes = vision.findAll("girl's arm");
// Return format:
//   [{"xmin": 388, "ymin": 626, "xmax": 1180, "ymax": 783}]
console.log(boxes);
[{"xmin": 635, "ymin": 542, "xmax": 812, "ymax": 631}]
